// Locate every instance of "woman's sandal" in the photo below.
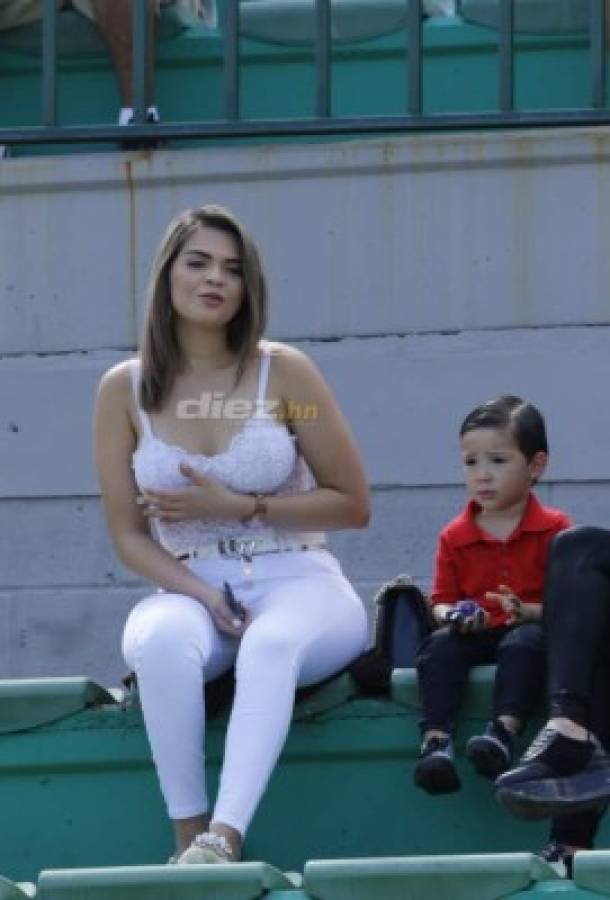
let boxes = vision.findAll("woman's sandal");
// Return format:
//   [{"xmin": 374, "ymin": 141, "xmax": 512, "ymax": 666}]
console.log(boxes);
[{"xmin": 175, "ymin": 831, "xmax": 237, "ymax": 865}]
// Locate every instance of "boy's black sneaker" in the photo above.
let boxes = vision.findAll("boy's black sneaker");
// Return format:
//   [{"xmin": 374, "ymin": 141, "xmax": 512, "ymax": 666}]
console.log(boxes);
[
  {"xmin": 495, "ymin": 725, "xmax": 610, "ymax": 819},
  {"xmin": 536, "ymin": 841, "xmax": 574, "ymax": 879},
  {"xmin": 414, "ymin": 735, "xmax": 461, "ymax": 794},
  {"xmin": 466, "ymin": 719, "xmax": 515, "ymax": 779}
]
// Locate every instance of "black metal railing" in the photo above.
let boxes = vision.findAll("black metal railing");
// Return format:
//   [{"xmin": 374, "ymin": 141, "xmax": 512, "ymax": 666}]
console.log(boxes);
[{"xmin": 1, "ymin": 0, "xmax": 609, "ymax": 147}]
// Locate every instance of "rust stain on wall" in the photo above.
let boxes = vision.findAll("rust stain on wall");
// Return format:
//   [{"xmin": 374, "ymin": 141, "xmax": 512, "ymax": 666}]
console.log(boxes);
[{"xmin": 122, "ymin": 158, "xmax": 138, "ymax": 343}]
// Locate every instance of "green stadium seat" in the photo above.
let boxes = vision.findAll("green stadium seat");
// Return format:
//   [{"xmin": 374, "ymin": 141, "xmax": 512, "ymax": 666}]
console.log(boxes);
[
  {"xmin": 459, "ymin": 0, "xmax": 588, "ymax": 34},
  {"xmin": 0, "ymin": 876, "xmax": 36, "ymax": 899},
  {"xmin": 391, "ymin": 664, "xmax": 499, "ymax": 718},
  {"xmin": 0, "ymin": 678, "xmax": 116, "ymax": 734},
  {"xmin": 293, "ymin": 672, "xmax": 358, "ymax": 720},
  {"xmin": 238, "ymin": 0, "xmax": 409, "ymax": 45},
  {"xmin": 573, "ymin": 850, "xmax": 610, "ymax": 895},
  {"xmin": 36, "ymin": 862, "xmax": 294, "ymax": 900},
  {"xmin": 0, "ymin": 0, "xmax": 459, "ymax": 56},
  {"xmin": 303, "ymin": 853, "xmax": 560, "ymax": 900}
]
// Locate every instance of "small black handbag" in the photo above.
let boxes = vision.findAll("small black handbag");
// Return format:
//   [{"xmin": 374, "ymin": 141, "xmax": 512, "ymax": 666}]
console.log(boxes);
[{"xmin": 349, "ymin": 574, "xmax": 436, "ymax": 696}]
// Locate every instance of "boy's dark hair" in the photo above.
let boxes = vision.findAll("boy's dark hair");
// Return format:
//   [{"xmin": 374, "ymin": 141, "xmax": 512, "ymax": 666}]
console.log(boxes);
[{"xmin": 459, "ymin": 395, "xmax": 548, "ymax": 460}]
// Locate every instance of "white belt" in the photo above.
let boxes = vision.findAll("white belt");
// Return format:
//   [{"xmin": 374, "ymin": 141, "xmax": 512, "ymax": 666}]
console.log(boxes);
[{"xmin": 176, "ymin": 533, "xmax": 326, "ymax": 563}]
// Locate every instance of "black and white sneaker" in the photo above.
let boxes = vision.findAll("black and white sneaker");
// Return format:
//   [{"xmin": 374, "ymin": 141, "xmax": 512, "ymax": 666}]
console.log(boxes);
[
  {"xmin": 537, "ymin": 841, "xmax": 574, "ymax": 879},
  {"xmin": 117, "ymin": 105, "xmax": 160, "ymax": 127},
  {"xmin": 466, "ymin": 719, "xmax": 515, "ymax": 779},
  {"xmin": 414, "ymin": 735, "xmax": 461, "ymax": 794},
  {"xmin": 495, "ymin": 725, "xmax": 610, "ymax": 819},
  {"xmin": 118, "ymin": 106, "xmax": 162, "ymax": 149}
]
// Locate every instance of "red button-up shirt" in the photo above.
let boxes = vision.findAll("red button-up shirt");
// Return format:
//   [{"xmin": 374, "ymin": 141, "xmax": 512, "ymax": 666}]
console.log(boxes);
[{"xmin": 430, "ymin": 493, "xmax": 571, "ymax": 628}]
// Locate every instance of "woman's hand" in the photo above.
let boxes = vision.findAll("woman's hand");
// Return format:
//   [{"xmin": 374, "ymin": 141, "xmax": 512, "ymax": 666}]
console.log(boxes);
[
  {"xmin": 203, "ymin": 585, "xmax": 252, "ymax": 638},
  {"xmin": 139, "ymin": 463, "xmax": 247, "ymax": 523}
]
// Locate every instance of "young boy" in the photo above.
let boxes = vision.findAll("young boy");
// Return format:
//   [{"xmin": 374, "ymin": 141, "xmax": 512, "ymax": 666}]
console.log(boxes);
[{"xmin": 414, "ymin": 395, "xmax": 571, "ymax": 795}]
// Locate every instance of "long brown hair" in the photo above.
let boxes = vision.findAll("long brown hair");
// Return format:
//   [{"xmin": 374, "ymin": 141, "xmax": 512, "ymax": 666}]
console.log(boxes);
[{"xmin": 139, "ymin": 205, "xmax": 267, "ymax": 411}]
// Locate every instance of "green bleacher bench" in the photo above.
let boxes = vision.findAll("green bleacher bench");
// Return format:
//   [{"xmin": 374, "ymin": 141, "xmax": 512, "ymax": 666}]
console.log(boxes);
[
  {"xmin": 0, "ymin": 876, "xmax": 36, "ymax": 900},
  {"xmin": 36, "ymin": 863, "xmax": 293, "ymax": 900},
  {"xmin": 293, "ymin": 672, "xmax": 358, "ymax": 720},
  {"xmin": 0, "ymin": 0, "xmax": 588, "ymax": 58},
  {"xmin": 7, "ymin": 855, "xmax": 610, "ymax": 900},
  {"xmin": 238, "ymin": 0, "xmax": 590, "ymax": 45},
  {"xmin": 1, "ymin": 670, "xmax": 609, "ymax": 887},
  {"xmin": 0, "ymin": 677, "xmax": 115, "ymax": 734},
  {"xmin": 303, "ymin": 854, "xmax": 560, "ymax": 900},
  {"xmin": 0, "ymin": 0, "xmax": 447, "ymax": 55},
  {"xmin": 238, "ymin": 0, "xmax": 409, "ymax": 45},
  {"xmin": 574, "ymin": 851, "xmax": 610, "ymax": 897},
  {"xmin": 0, "ymin": 0, "xmax": 412, "ymax": 55},
  {"xmin": 459, "ymin": 0, "xmax": 588, "ymax": 34},
  {"xmin": 391, "ymin": 664, "xmax": 503, "ymax": 718}
]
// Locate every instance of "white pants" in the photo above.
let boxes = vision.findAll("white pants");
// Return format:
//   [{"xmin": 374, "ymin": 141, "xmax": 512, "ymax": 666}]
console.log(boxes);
[{"xmin": 122, "ymin": 548, "xmax": 367, "ymax": 836}]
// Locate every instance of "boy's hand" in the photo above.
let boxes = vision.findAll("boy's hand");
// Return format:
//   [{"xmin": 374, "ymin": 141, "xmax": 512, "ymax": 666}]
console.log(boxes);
[
  {"xmin": 444, "ymin": 600, "xmax": 488, "ymax": 634},
  {"xmin": 485, "ymin": 584, "xmax": 530, "ymax": 625}
]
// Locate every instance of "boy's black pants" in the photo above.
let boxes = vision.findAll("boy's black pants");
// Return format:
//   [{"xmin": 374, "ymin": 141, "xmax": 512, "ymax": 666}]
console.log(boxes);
[{"xmin": 416, "ymin": 622, "xmax": 544, "ymax": 734}]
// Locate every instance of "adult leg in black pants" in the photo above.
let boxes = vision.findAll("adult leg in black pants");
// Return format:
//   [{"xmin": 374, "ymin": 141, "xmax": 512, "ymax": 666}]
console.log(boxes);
[
  {"xmin": 540, "ymin": 651, "xmax": 610, "ymax": 874},
  {"xmin": 496, "ymin": 526, "xmax": 610, "ymax": 819}
]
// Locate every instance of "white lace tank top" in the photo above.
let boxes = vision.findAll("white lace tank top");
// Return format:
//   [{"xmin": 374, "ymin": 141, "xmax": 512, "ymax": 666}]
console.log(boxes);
[{"xmin": 130, "ymin": 347, "xmax": 318, "ymax": 554}]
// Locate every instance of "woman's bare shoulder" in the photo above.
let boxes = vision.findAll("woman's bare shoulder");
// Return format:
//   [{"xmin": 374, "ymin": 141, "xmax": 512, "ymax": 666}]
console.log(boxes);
[
  {"xmin": 95, "ymin": 359, "xmax": 140, "ymax": 436},
  {"xmin": 262, "ymin": 340, "xmax": 315, "ymax": 376},
  {"xmin": 97, "ymin": 358, "xmax": 137, "ymax": 397},
  {"xmin": 94, "ymin": 358, "xmax": 141, "ymax": 445}
]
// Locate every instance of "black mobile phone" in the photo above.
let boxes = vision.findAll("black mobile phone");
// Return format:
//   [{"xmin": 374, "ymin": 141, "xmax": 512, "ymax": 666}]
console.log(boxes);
[{"xmin": 223, "ymin": 581, "xmax": 247, "ymax": 623}]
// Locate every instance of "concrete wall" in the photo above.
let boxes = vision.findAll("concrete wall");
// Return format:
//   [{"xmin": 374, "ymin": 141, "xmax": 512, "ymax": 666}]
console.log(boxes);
[{"xmin": 2, "ymin": 126, "xmax": 610, "ymax": 684}]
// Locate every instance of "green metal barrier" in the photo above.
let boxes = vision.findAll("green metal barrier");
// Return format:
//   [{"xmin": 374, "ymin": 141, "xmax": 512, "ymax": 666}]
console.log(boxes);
[{"xmin": 0, "ymin": 17, "xmax": 606, "ymax": 155}]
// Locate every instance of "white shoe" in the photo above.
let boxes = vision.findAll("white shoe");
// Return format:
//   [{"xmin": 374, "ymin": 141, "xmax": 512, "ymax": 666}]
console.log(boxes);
[
  {"xmin": 176, "ymin": 831, "xmax": 236, "ymax": 865},
  {"xmin": 117, "ymin": 105, "xmax": 160, "ymax": 126}
]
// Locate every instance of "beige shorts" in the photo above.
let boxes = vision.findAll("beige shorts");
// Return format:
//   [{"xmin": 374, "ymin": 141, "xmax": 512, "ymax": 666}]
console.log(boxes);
[{"xmin": 0, "ymin": 0, "xmax": 215, "ymax": 32}]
